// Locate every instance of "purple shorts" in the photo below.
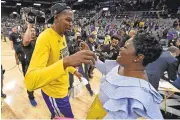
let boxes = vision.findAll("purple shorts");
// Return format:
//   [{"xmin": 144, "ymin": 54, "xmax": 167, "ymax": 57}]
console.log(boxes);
[{"xmin": 41, "ymin": 90, "xmax": 74, "ymax": 118}]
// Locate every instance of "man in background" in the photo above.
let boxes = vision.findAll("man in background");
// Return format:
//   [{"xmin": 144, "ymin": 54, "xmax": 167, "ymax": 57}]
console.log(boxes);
[
  {"xmin": 9, "ymin": 26, "xmax": 26, "ymax": 74},
  {"xmin": 100, "ymin": 35, "xmax": 121, "ymax": 62},
  {"xmin": 22, "ymin": 22, "xmax": 38, "ymax": 106},
  {"xmin": 68, "ymin": 32, "xmax": 94, "ymax": 96},
  {"xmin": 146, "ymin": 46, "xmax": 179, "ymax": 89}
]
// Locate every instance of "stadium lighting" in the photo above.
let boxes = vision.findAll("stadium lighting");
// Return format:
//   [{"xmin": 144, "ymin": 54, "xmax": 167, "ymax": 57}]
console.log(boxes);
[
  {"xmin": 1, "ymin": 1, "xmax": 6, "ymax": 3},
  {"xmin": 33, "ymin": 3, "xmax": 41, "ymax": 6},
  {"xmin": 78, "ymin": 0, "xmax": 83, "ymax": 2},
  {"xmin": 17, "ymin": 3, "xmax": 21, "ymax": 6},
  {"xmin": 103, "ymin": 7, "xmax": 109, "ymax": 11}
]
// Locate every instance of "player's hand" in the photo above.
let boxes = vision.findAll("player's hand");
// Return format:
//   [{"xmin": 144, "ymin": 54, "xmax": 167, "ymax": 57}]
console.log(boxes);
[
  {"xmin": 63, "ymin": 50, "xmax": 96, "ymax": 68},
  {"xmin": 80, "ymin": 42, "xmax": 90, "ymax": 50},
  {"xmin": 74, "ymin": 71, "xmax": 82, "ymax": 81}
]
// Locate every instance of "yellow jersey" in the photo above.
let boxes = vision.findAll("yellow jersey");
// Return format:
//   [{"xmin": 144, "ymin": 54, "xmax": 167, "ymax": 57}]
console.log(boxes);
[{"xmin": 25, "ymin": 28, "xmax": 76, "ymax": 98}]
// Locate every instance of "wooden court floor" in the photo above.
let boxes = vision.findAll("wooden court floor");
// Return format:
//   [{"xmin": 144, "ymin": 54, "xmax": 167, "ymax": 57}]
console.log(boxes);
[{"xmin": 1, "ymin": 39, "xmax": 102, "ymax": 119}]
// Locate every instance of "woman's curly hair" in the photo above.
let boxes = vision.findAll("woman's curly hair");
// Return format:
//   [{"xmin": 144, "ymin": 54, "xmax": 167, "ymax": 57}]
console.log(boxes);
[{"xmin": 133, "ymin": 33, "xmax": 163, "ymax": 66}]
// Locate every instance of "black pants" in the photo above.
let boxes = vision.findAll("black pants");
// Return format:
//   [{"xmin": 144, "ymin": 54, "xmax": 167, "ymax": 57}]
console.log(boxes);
[
  {"xmin": 27, "ymin": 90, "xmax": 35, "ymax": 100},
  {"xmin": 69, "ymin": 74, "xmax": 93, "ymax": 94},
  {"xmin": 22, "ymin": 64, "xmax": 35, "ymax": 100},
  {"xmin": 1, "ymin": 71, "xmax": 4, "ymax": 95},
  {"xmin": 69, "ymin": 64, "xmax": 93, "ymax": 94},
  {"xmin": 88, "ymin": 65, "xmax": 95, "ymax": 77},
  {"xmin": 1, "ymin": 65, "xmax": 4, "ymax": 95},
  {"xmin": 21, "ymin": 60, "xmax": 27, "ymax": 76},
  {"xmin": 69, "ymin": 73, "xmax": 74, "ymax": 89},
  {"xmin": 83, "ymin": 64, "xmax": 93, "ymax": 93}
]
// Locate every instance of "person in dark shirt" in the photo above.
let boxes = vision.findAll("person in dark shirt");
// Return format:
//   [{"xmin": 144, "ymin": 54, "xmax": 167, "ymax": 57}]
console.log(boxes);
[
  {"xmin": 146, "ymin": 49, "xmax": 179, "ymax": 90},
  {"xmin": 81, "ymin": 28, "xmax": 87, "ymax": 40},
  {"xmin": 9, "ymin": 26, "xmax": 22, "ymax": 63},
  {"xmin": 68, "ymin": 31, "xmax": 82, "ymax": 55},
  {"xmin": 67, "ymin": 31, "xmax": 81, "ymax": 91},
  {"xmin": 100, "ymin": 35, "xmax": 121, "ymax": 61},
  {"xmin": 9, "ymin": 26, "xmax": 21, "ymax": 46},
  {"xmin": 169, "ymin": 46, "xmax": 180, "ymax": 89},
  {"xmin": 86, "ymin": 34, "xmax": 98, "ymax": 52},
  {"xmin": 67, "ymin": 32, "xmax": 94, "ymax": 96},
  {"xmin": 22, "ymin": 23, "xmax": 37, "ymax": 106},
  {"xmin": 86, "ymin": 35, "xmax": 98, "ymax": 78},
  {"xmin": 162, "ymin": 28, "xmax": 169, "ymax": 39},
  {"xmin": 9, "ymin": 26, "xmax": 27, "ymax": 76},
  {"xmin": 67, "ymin": 31, "xmax": 81, "ymax": 90},
  {"xmin": 175, "ymin": 38, "xmax": 180, "ymax": 64}
]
